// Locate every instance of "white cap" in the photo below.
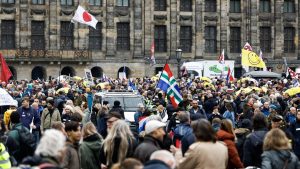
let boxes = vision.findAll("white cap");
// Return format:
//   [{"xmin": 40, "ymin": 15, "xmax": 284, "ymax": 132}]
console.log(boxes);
[{"xmin": 145, "ymin": 120, "xmax": 166, "ymax": 134}]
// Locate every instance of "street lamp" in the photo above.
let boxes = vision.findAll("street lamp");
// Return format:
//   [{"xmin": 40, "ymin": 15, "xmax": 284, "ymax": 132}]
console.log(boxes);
[{"xmin": 176, "ymin": 48, "xmax": 182, "ymax": 78}]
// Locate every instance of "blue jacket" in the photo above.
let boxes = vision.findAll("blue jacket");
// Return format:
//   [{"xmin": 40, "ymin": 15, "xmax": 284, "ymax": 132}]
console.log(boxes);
[
  {"xmin": 289, "ymin": 121, "xmax": 300, "ymax": 157},
  {"xmin": 285, "ymin": 113, "xmax": 296, "ymax": 126},
  {"xmin": 17, "ymin": 106, "xmax": 40, "ymax": 130}
]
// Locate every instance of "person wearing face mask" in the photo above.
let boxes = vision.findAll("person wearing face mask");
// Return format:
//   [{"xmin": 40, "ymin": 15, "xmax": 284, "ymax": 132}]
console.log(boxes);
[{"xmin": 40, "ymin": 98, "xmax": 61, "ymax": 134}]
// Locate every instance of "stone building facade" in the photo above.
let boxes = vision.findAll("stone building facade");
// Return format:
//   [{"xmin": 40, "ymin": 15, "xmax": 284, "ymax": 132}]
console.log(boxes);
[{"xmin": 0, "ymin": 0, "xmax": 299, "ymax": 80}]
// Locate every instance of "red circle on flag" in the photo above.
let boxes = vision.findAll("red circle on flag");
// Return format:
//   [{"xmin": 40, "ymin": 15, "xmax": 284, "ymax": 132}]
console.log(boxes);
[{"xmin": 82, "ymin": 12, "xmax": 92, "ymax": 22}]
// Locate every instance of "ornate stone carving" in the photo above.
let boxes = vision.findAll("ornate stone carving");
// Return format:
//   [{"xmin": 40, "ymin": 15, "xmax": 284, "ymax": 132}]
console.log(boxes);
[
  {"xmin": 31, "ymin": 9, "xmax": 46, "ymax": 15},
  {"xmin": 1, "ymin": 7, "xmax": 16, "ymax": 14},
  {"xmin": 89, "ymin": 10, "xmax": 103, "ymax": 16},
  {"xmin": 60, "ymin": 9, "xmax": 74, "ymax": 16},
  {"xmin": 154, "ymin": 15, "xmax": 167, "ymax": 21},
  {"xmin": 115, "ymin": 7, "xmax": 129, "ymax": 16},
  {"xmin": 229, "ymin": 15, "xmax": 242, "ymax": 21},
  {"xmin": 283, "ymin": 14, "xmax": 296, "ymax": 22},
  {"xmin": 204, "ymin": 15, "xmax": 217, "ymax": 21},
  {"xmin": 180, "ymin": 15, "xmax": 193, "ymax": 21}
]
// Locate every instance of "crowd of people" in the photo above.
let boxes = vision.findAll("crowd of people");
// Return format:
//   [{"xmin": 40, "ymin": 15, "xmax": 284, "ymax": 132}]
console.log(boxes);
[{"xmin": 0, "ymin": 75, "xmax": 300, "ymax": 169}]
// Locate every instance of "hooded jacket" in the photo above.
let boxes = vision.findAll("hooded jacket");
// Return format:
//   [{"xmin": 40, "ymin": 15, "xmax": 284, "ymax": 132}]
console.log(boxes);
[
  {"xmin": 79, "ymin": 134, "xmax": 102, "ymax": 169},
  {"xmin": 217, "ymin": 130, "xmax": 244, "ymax": 169},
  {"xmin": 261, "ymin": 150, "xmax": 300, "ymax": 169},
  {"xmin": 134, "ymin": 135, "xmax": 162, "ymax": 163}
]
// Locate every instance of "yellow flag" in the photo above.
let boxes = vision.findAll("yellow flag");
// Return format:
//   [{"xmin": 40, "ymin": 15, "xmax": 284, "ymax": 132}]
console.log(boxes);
[{"xmin": 241, "ymin": 49, "xmax": 266, "ymax": 68}]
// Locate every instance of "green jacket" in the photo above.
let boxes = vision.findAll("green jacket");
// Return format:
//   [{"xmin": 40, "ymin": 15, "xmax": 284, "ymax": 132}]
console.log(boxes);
[
  {"xmin": 41, "ymin": 108, "xmax": 61, "ymax": 131},
  {"xmin": 79, "ymin": 134, "xmax": 102, "ymax": 169},
  {"xmin": 8, "ymin": 123, "xmax": 23, "ymax": 146}
]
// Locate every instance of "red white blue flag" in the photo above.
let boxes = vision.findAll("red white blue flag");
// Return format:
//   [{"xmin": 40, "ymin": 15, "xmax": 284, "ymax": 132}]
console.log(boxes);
[{"xmin": 226, "ymin": 67, "xmax": 234, "ymax": 84}]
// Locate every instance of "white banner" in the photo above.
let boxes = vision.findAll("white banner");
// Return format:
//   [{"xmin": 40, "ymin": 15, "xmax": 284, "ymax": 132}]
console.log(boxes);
[{"xmin": 203, "ymin": 60, "xmax": 235, "ymax": 78}]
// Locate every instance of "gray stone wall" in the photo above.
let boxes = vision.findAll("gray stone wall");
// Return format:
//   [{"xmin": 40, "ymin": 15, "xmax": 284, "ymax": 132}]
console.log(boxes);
[{"xmin": 0, "ymin": 0, "xmax": 299, "ymax": 80}]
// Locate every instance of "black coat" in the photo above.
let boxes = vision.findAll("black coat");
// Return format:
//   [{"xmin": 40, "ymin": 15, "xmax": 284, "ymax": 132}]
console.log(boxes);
[
  {"xmin": 109, "ymin": 106, "xmax": 124, "ymax": 119},
  {"xmin": 189, "ymin": 106, "xmax": 207, "ymax": 121},
  {"xmin": 289, "ymin": 120, "xmax": 300, "ymax": 158},
  {"xmin": 243, "ymin": 130, "xmax": 268, "ymax": 167},
  {"xmin": 134, "ymin": 135, "xmax": 162, "ymax": 164}
]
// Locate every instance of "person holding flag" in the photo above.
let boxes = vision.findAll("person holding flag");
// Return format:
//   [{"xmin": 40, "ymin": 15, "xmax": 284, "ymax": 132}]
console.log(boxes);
[{"xmin": 157, "ymin": 64, "xmax": 183, "ymax": 108}]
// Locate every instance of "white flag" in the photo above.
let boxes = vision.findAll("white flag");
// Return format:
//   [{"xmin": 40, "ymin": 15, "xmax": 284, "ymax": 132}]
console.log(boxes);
[
  {"xmin": 259, "ymin": 50, "xmax": 267, "ymax": 71},
  {"xmin": 71, "ymin": 5, "xmax": 98, "ymax": 29}
]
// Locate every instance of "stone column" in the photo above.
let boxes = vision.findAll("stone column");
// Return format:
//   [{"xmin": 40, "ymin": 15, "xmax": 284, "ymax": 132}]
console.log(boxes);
[
  {"xmin": 105, "ymin": 0, "xmax": 116, "ymax": 57},
  {"xmin": 133, "ymin": 0, "xmax": 143, "ymax": 58}
]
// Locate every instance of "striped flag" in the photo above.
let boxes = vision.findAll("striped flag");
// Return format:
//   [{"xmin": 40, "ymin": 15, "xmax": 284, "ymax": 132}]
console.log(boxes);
[
  {"xmin": 157, "ymin": 64, "xmax": 183, "ymax": 108},
  {"xmin": 218, "ymin": 49, "xmax": 225, "ymax": 64},
  {"xmin": 150, "ymin": 41, "xmax": 156, "ymax": 65},
  {"xmin": 226, "ymin": 67, "xmax": 234, "ymax": 85}
]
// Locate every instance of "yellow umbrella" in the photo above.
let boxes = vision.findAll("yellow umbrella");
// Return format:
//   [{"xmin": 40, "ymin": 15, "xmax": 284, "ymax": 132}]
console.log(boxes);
[
  {"xmin": 235, "ymin": 88, "xmax": 253, "ymax": 96},
  {"xmin": 151, "ymin": 76, "xmax": 159, "ymax": 81},
  {"xmin": 56, "ymin": 87, "xmax": 70, "ymax": 94},
  {"xmin": 96, "ymin": 82, "xmax": 109, "ymax": 89},
  {"xmin": 284, "ymin": 87, "xmax": 300, "ymax": 96},
  {"xmin": 203, "ymin": 82, "xmax": 215, "ymax": 91},
  {"xmin": 72, "ymin": 76, "xmax": 82, "ymax": 81},
  {"xmin": 199, "ymin": 77, "xmax": 212, "ymax": 83}
]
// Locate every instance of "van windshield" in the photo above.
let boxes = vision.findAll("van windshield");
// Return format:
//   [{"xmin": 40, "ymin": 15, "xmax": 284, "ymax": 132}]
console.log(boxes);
[{"xmin": 103, "ymin": 96, "xmax": 144, "ymax": 112}]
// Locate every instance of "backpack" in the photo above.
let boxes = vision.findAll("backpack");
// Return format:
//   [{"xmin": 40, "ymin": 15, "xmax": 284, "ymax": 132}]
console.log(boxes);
[{"xmin": 16, "ymin": 126, "xmax": 36, "ymax": 157}]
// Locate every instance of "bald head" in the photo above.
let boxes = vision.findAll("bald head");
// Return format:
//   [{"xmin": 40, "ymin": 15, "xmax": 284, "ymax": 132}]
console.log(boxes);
[{"xmin": 150, "ymin": 150, "xmax": 176, "ymax": 169}]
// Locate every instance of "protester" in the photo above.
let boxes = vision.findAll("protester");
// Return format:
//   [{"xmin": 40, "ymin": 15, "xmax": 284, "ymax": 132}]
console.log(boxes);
[
  {"xmin": 172, "ymin": 111, "xmax": 193, "ymax": 147},
  {"xmin": 144, "ymin": 150, "xmax": 176, "ymax": 169},
  {"xmin": 134, "ymin": 120, "xmax": 166, "ymax": 163},
  {"xmin": 80, "ymin": 122, "xmax": 103, "ymax": 169},
  {"xmin": 100, "ymin": 120, "xmax": 137, "ymax": 168},
  {"xmin": 243, "ymin": 113, "xmax": 268, "ymax": 168},
  {"xmin": 21, "ymin": 129, "xmax": 66, "ymax": 169},
  {"xmin": 216, "ymin": 119, "xmax": 244, "ymax": 169},
  {"xmin": 289, "ymin": 109, "xmax": 300, "ymax": 159},
  {"xmin": 40, "ymin": 99, "xmax": 61, "ymax": 133},
  {"xmin": 178, "ymin": 119, "xmax": 228, "ymax": 169},
  {"xmin": 109, "ymin": 100, "xmax": 124, "ymax": 119},
  {"xmin": 189, "ymin": 99, "xmax": 207, "ymax": 121},
  {"xmin": 62, "ymin": 121, "xmax": 81, "ymax": 169},
  {"xmin": 261, "ymin": 128, "xmax": 300, "ymax": 169},
  {"xmin": 111, "ymin": 158, "xmax": 143, "ymax": 169}
]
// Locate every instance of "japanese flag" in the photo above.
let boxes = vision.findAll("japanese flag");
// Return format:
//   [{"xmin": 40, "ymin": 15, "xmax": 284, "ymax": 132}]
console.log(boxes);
[{"xmin": 71, "ymin": 5, "xmax": 98, "ymax": 29}]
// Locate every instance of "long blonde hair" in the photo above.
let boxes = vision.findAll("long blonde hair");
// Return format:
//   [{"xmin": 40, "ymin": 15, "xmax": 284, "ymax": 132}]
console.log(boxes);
[
  {"xmin": 82, "ymin": 122, "xmax": 102, "ymax": 139},
  {"xmin": 263, "ymin": 128, "xmax": 291, "ymax": 151},
  {"xmin": 103, "ymin": 120, "xmax": 134, "ymax": 166}
]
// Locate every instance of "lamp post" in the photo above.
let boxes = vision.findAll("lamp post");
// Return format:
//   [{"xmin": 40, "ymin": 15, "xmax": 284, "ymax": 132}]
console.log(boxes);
[{"xmin": 176, "ymin": 48, "xmax": 182, "ymax": 78}]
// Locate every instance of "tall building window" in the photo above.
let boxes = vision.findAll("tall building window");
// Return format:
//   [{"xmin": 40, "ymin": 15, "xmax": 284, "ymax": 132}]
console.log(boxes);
[
  {"xmin": 284, "ymin": 27, "xmax": 295, "ymax": 53},
  {"xmin": 154, "ymin": 25, "xmax": 167, "ymax": 52},
  {"xmin": 260, "ymin": 0, "xmax": 270, "ymax": 13},
  {"xmin": 1, "ymin": 20, "xmax": 15, "ymax": 49},
  {"xmin": 230, "ymin": 0, "xmax": 241, "ymax": 13},
  {"xmin": 116, "ymin": 0, "xmax": 129, "ymax": 7},
  {"xmin": 89, "ymin": 23, "xmax": 102, "ymax": 50},
  {"xmin": 284, "ymin": 0, "xmax": 295, "ymax": 13},
  {"xmin": 60, "ymin": 22, "xmax": 74, "ymax": 50},
  {"xmin": 32, "ymin": 0, "xmax": 44, "ymax": 4},
  {"xmin": 230, "ymin": 27, "xmax": 241, "ymax": 53},
  {"xmin": 205, "ymin": 0, "xmax": 216, "ymax": 12},
  {"xmin": 117, "ymin": 23, "xmax": 130, "ymax": 51},
  {"xmin": 61, "ymin": 0, "xmax": 72, "ymax": 6},
  {"xmin": 180, "ymin": 0, "xmax": 192, "ymax": 11},
  {"xmin": 154, "ymin": 0, "xmax": 166, "ymax": 11},
  {"xmin": 1, "ymin": 0, "xmax": 14, "ymax": 4},
  {"xmin": 180, "ymin": 26, "xmax": 192, "ymax": 53},
  {"xmin": 31, "ymin": 21, "xmax": 45, "ymax": 50},
  {"xmin": 260, "ymin": 27, "xmax": 271, "ymax": 53},
  {"xmin": 205, "ymin": 26, "xmax": 217, "ymax": 53},
  {"xmin": 89, "ymin": 0, "xmax": 101, "ymax": 6}
]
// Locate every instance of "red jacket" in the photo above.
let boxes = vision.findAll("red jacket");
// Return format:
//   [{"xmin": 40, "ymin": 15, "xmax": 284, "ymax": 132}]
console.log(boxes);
[{"xmin": 217, "ymin": 129, "xmax": 244, "ymax": 169}]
